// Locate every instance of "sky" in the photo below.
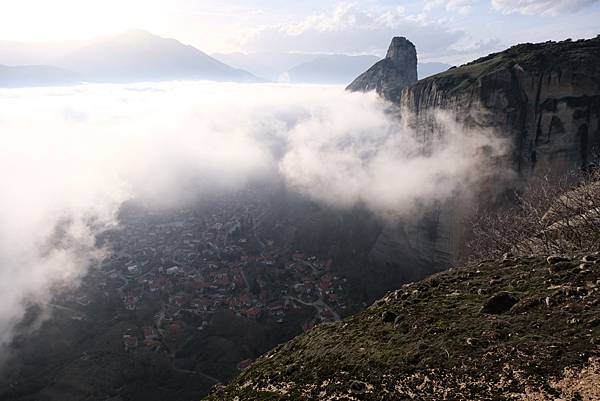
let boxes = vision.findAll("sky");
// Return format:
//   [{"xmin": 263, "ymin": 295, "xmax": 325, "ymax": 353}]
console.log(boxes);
[{"xmin": 0, "ymin": 0, "xmax": 598, "ymax": 63}]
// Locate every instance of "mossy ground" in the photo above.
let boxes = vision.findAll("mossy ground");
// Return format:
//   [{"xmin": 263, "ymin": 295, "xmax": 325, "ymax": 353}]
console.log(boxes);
[{"xmin": 205, "ymin": 254, "xmax": 600, "ymax": 400}]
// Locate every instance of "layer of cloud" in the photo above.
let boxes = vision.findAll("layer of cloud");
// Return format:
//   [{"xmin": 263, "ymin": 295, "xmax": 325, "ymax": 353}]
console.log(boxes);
[
  {"xmin": 238, "ymin": 3, "xmax": 465, "ymax": 58},
  {"xmin": 0, "ymin": 81, "xmax": 506, "ymax": 349},
  {"xmin": 281, "ymin": 109, "xmax": 506, "ymax": 216},
  {"xmin": 492, "ymin": 0, "xmax": 599, "ymax": 16}
]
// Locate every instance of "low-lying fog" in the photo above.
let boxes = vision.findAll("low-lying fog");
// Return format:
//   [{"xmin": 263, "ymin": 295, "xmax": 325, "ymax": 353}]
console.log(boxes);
[{"xmin": 0, "ymin": 81, "xmax": 506, "ymax": 350}]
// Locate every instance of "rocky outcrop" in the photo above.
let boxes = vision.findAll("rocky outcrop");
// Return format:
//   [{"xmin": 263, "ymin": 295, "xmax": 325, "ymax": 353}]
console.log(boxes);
[
  {"xmin": 403, "ymin": 37, "xmax": 600, "ymax": 175},
  {"xmin": 200, "ymin": 38, "xmax": 600, "ymax": 401},
  {"xmin": 357, "ymin": 37, "xmax": 600, "ymax": 283},
  {"xmin": 348, "ymin": 37, "xmax": 455, "ymax": 287},
  {"xmin": 346, "ymin": 37, "xmax": 417, "ymax": 102},
  {"xmin": 205, "ymin": 253, "xmax": 600, "ymax": 400}
]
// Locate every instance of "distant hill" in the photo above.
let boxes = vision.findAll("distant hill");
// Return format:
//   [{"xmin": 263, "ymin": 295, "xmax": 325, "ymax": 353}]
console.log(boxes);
[
  {"xmin": 211, "ymin": 52, "xmax": 316, "ymax": 82},
  {"xmin": 418, "ymin": 62, "xmax": 452, "ymax": 78},
  {"xmin": 0, "ymin": 64, "xmax": 79, "ymax": 87},
  {"xmin": 56, "ymin": 30, "xmax": 258, "ymax": 83},
  {"xmin": 0, "ymin": 32, "xmax": 448, "ymax": 87},
  {"xmin": 213, "ymin": 52, "xmax": 451, "ymax": 84},
  {"xmin": 285, "ymin": 54, "xmax": 380, "ymax": 84}
]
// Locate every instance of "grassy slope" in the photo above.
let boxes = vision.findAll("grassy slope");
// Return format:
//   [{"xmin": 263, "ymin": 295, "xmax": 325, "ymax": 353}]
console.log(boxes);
[{"xmin": 205, "ymin": 253, "xmax": 600, "ymax": 400}]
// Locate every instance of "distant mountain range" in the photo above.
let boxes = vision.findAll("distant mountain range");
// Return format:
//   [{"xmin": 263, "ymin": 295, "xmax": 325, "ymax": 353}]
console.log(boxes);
[
  {"xmin": 211, "ymin": 52, "xmax": 317, "ymax": 82},
  {"xmin": 0, "ymin": 31, "xmax": 258, "ymax": 87},
  {"xmin": 286, "ymin": 55, "xmax": 381, "ymax": 84},
  {"xmin": 57, "ymin": 30, "xmax": 257, "ymax": 83},
  {"xmin": 213, "ymin": 52, "xmax": 451, "ymax": 83},
  {"xmin": 0, "ymin": 31, "xmax": 451, "ymax": 87}
]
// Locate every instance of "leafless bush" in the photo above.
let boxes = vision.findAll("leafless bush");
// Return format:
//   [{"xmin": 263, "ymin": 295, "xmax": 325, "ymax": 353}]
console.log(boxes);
[{"xmin": 462, "ymin": 168, "xmax": 600, "ymax": 264}]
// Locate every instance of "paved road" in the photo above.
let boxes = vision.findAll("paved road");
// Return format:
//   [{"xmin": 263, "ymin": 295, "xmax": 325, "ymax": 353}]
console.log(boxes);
[{"xmin": 287, "ymin": 296, "xmax": 341, "ymax": 322}]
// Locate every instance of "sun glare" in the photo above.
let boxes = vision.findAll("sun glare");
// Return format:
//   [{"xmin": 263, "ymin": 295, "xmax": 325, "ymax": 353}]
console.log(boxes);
[{"xmin": 0, "ymin": 0, "xmax": 151, "ymax": 42}]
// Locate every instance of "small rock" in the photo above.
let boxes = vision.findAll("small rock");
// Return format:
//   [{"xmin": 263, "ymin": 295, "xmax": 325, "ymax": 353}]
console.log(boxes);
[
  {"xmin": 481, "ymin": 292, "xmax": 519, "ymax": 315},
  {"xmin": 477, "ymin": 288, "xmax": 488, "ymax": 296},
  {"xmin": 547, "ymin": 255, "xmax": 570, "ymax": 265},
  {"xmin": 381, "ymin": 311, "xmax": 397, "ymax": 323},
  {"xmin": 350, "ymin": 381, "xmax": 367, "ymax": 395},
  {"xmin": 466, "ymin": 337, "xmax": 479, "ymax": 346}
]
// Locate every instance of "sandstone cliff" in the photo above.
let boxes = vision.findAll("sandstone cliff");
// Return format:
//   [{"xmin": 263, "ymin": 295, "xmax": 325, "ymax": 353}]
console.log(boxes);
[
  {"xmin": 402, "ymin": 37, "xmax": 600, "ymax": 175},
  {"xmin": 352, "ymin": 37, "xmax": 600, "ymax": 286}
]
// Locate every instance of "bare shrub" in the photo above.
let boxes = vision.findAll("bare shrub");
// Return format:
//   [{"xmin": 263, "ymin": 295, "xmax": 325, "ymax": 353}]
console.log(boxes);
[{"xmin": 462, "ymin": 168, "xmax": 600, "ymax": 264}]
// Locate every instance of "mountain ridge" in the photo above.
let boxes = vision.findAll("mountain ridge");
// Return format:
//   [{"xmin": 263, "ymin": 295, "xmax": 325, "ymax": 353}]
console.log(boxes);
[{"xmin": 0, "ymin": 30, "xmax": 259, "ymax": 86}]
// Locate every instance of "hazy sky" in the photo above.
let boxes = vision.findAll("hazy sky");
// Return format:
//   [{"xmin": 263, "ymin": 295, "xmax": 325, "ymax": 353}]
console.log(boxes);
[{"xmin": 0, "ymin": 0, "xmax": 598, "ymax": 62}]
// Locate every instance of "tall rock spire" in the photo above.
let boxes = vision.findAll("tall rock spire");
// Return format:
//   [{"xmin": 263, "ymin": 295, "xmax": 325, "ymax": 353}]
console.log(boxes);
[
  {"xmin": 386, "ymin": 37, "xmax": 418, "ymax": 79},
  {"xmin": 347, "ymin": 37, "xmax": 418, "ymax": 102}
]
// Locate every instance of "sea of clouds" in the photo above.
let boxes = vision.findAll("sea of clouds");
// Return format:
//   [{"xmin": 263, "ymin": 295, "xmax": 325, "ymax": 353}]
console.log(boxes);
[{"xmin": 0, "ymin": 81, "xmax": 507, "ymax": 349}]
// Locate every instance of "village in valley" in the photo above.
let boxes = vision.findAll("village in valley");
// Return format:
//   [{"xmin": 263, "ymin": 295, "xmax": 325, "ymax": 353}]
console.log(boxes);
[{"xmin": 56, "ymin": 189, "xmax": 352, "ymax": 369}]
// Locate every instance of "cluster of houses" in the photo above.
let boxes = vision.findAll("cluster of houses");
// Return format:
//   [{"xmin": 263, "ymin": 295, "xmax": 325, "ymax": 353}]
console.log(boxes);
[{"xmin": 72, "ymin": 199, "xmax": 352, "ymax": 354}]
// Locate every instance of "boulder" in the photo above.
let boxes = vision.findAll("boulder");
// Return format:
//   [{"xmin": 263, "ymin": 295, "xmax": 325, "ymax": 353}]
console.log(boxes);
[{"xmin": 481, "ymin": 292, "xmax": 519, "ymax": 315}]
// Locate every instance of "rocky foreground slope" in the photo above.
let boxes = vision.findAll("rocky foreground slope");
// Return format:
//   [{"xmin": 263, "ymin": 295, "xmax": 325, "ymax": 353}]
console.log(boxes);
[{"xmin": 206, "ymin": 252, "xmax": 600, "ymax": 400}]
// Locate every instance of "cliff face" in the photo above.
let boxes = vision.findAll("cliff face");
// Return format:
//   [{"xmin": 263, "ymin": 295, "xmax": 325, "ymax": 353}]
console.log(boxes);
[
  {"xmin": 403, "ymin": 38, "xmax": 600, "ymax": 174},
  {"xmin": 347, "ymin": 37, "xmax": 417, "ymax": 102},
  {"xmin": 356, "ymin": 37, "xmax": 600, "ymax": 283},
  {"xmin": 347, "ymin": 37, "xmax": 454, "ymax": 288}
]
